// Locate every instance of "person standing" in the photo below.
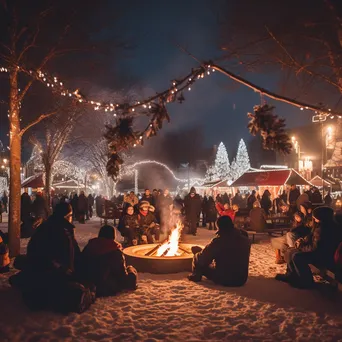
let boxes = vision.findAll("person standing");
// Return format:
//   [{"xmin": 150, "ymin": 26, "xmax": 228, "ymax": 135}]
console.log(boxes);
[
  {"xmin": 88, "ymin": 194, "xmax": 94, "ymax": 219},
  {"xmin": 2, "ymin": 191, "xmax": 8, "ymax": 213},
  {"xmin": 201, "ymin": 196, "xmax": 208, "ymax": 227},
  {"xmin": 206, "ymin": 196, "xmax": 217, "ymax": 230},
  {"xmin": 184, "ymin": 187, "xmax": 202, "ymax": 236},
  {"xmin": 247, "ymin": 190, "xmax": 257, "ymax": 211},
  {"xmin": 288, "ymin": 184, "xmax": 300, "ymax": 216},
  {"xmin": 78, "ymin": 191, "xmax": 88, "ymax": 224}
]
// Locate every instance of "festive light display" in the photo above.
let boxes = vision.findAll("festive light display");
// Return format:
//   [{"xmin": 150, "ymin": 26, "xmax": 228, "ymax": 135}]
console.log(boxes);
[
  {"xmin": 204, "ymin": 165, "xmax": 218, "ymax": 183},
  {"xmin": 213, "ymin": 142, "xmax": 230, "ymax": 181},
  {"xmin": 235, "ymin": 139, "xmax": 251, "ymax": 179}
]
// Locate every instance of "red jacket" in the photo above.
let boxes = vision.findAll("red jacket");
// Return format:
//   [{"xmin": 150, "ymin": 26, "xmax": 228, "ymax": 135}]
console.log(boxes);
[{"xmin": 215, "ymin": 202, "xmax": 235, "ymax": 221}]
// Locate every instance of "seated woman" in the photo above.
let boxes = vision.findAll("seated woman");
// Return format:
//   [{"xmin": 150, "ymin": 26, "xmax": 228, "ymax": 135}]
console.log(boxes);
[
  {"xmin": 118, "ymin": 205, "xmax": 139, "ymax": 246},
  {"xmin": 9, "ymin": 203, "xmax": 94, "ymax": 313},
  {"xmin": 271, "ymin": 211, "xmax": 310, "ymax": 264},
  {"xmin": 138, "ymin": 201, "xmax": 160, "ymax": 243},
  {"xmin": 81, "ymin": 225, "xmax": 137, "ymax": 297},
  {"xmin": 215, "ymin": 202, "xmax": 235, "ymax": 221},
  {"xmin": 276, "ymin": 206, "xmax": 340, "ymax": 289},
  {"xmin": 249, "ymin": 201, "xmax": 266, "ymax": 232},
  {"xmin": 188, "ymin": 216, "xmax": 251, "ymax": 286}
]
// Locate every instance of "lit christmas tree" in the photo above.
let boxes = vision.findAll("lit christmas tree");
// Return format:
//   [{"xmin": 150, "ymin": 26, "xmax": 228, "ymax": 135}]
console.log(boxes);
[
  {"xmin": 204, "ymin": 165, "xmax": 217, "ymax": 182},
  {"xmin": 229, "ymin": 158, "xmax": 239, "ymax": 182},
  {"xmin": 235, "ymin": 139, "xmax": 251, "ymax": 178},
  {"xmin": 214, "ymin": 142, "xmax": 230, "ymax": 180}
]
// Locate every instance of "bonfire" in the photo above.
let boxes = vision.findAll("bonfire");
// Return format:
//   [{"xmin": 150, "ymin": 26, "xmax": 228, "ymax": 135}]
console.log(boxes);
[{"xmin": 155, "ymin": 221, "xmax": 183, "ymax": 257}]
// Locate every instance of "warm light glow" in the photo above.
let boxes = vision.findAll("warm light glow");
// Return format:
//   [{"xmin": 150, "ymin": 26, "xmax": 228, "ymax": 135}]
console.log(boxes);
[
  {"xmin": 3, "ymin": 159, "xmax": 7, "ymax": 163},
  {"xmin": 327, "ymin": 126, "xmax": 333, "ymax": 134},
  {"xmin": 156, "ymin": 221, "xmax": 183, "ymax": 257}
]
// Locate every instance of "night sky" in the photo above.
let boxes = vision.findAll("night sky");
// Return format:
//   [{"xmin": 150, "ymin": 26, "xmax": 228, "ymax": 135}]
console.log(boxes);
[
  {"xmin": 110, "ymin": 0, "xmax": 314, "ymax": 155},
  {"xmin": 0, "ymin": 0, "xmax": 319, "ymax": 158}
]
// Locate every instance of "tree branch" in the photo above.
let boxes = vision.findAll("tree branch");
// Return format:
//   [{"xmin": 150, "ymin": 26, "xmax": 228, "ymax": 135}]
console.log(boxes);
[
  {"xmin": 211, "ymin": 64, "xmax": 336, "ymax": 113},
  {"xmin": 19, "ymin": 110, "xmax": 57, "ymax": 137}
]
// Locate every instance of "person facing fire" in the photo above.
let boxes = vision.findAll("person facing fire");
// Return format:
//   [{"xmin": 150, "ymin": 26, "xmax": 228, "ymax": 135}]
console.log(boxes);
[
  {"xmin": 118, "ymin": 205, "xmax": 140, "ymax": 246},
  {"xmin": 184, "ymin": 187, "xmax": 202, "ymax": 236},
  {"xmin": 138, "ymin": 201, "xmax": 160, "ymax": 243},
  {"xmin": 188, "ymin": 216, "xmax": 251, "ymax": 286}
]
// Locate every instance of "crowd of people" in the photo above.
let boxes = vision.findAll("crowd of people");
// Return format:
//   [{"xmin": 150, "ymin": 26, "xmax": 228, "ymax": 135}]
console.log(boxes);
[{"xmin": 0, "ymin": 184, "xmax": 342, "ymax": 313}]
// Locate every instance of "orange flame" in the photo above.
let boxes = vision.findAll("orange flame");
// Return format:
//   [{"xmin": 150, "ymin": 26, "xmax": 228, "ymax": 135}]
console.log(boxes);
[{"xmin": 156, "ymin": 221, "xmax": 183, "ymax": 257}]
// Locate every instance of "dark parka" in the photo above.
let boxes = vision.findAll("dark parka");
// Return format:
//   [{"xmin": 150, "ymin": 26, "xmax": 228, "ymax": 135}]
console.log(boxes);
[
  {"xmin": 81, "ymin": 237, "xmax": 136, "ymax": 296},
  {"xmin": 184, "ymin": 193, "xmax": 202, "ymax": 220},
  {"xmin": 194, "ymin": 228, "xmax": 251, "ymax": 286}
]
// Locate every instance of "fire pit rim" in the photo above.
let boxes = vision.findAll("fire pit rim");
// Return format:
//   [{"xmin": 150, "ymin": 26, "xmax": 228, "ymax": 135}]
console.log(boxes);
[{"xmin": 123, "ymin": 243, "xmax": 201, "ymax": 260}]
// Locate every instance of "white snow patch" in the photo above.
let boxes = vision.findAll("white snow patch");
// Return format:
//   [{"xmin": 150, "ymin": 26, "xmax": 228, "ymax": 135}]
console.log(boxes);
[{"xmin": 1, "ymin": 218, "xmax": 342, "ymax": 341}]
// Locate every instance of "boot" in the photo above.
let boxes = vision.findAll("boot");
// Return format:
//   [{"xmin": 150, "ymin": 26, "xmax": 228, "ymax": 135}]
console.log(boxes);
[{"xmin": 275, "ymin": 249, "xmax": 285, "ymax": 264}]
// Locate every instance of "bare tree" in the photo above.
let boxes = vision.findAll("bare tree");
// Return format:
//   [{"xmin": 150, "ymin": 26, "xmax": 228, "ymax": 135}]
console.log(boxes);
[
  {"xmin": 219, "ymin": 0, "xmax": 342, "ymax": 103},
  {"xmin": 29, "ymin": 109, "xmax": 80, "ymax": 205}
]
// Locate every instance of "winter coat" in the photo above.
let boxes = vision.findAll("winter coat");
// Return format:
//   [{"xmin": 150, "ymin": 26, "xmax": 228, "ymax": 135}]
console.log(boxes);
[
  {"xmin": 138, "ymin": 211, "xmax": 157, "ymax": 227},
  {"xmin": 194, "ymin": 229, "xmax": 251, "ymax": 286},
  {"xmin": 247, "ymin": 194, "xmax": 256, "ymax": 211},
  {"xmin": 232, "ymin": 194, "xmax": 243, "ymax": 208},
  {"xmin": 311, "ymin": 190, "xmax": 323, "ymax": 204},
  {"xmin": 296, "ymin": 215, "xmax": 339, "ymax": 268},
  {"xmin": 32, "ymin": 195, "xmax": 49, "ymax": 220},
  {"xmin": 51, "ymin": 196, "xmax": 60, "ymax": 210},
  {"xmin": 118, "ymin": 214, "xmax": 139, "ymax": 235},
  {"xmin": 184, "ymin": 193, "xmax": 202, "ymax": 220},
  {"xmin": 215, "ymin": 202, "xmax": 235, "ymax": 221},
  {"xmin": 260, "ymin": 196, "xmax": 272, "ymax": 215},
  {"xmin": 88, "ymin": 195, "xmax": 95, "ymax": 207},
  {"xmin": 141, "ymin": 194, "xmax": 155, "ymax": 206},
  {"xmin": 81, "ymin": 237, "xmax": 130, "ymax": 296},
  {"xmin": 249, "ymin": 207, "xmax": 267, "ymax": 232},
  {"xmin": 21, "ymin": 193, "xmax": 32, "ymax": 221},
  {"xmin": 2, "ymin": 194, "xmax": 8, "ymax": 205},
  {"xmin": 95, "ymin": 196, "xmax": 104, "ymax": 217},
  {"xmin": 78, "ymin": 194, "xmax": 88, "ymax": 213},
  {"xmin": 206, "ymin": 200, "xmax": 217, "ymax": 223},
  {"xmin": 289, "ymin": 188, "xmax": 300, "ymax": 204},
  {"xmin": 124, "ymin": 194, "xmax": 139, "ymax": 207},
  {"xmin": 26, "ymin": 215, "xmax": 81, "ymax": 274}
]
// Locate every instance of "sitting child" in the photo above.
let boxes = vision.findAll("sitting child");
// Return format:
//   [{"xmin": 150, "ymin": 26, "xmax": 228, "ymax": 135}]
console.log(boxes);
[
  {"xmin": 81, "ymin": 225, "xmax": 137, "ymax": 297},
  {"xmin": 138, "ymin": 201, "xmax": 160, "ymax": 243}
]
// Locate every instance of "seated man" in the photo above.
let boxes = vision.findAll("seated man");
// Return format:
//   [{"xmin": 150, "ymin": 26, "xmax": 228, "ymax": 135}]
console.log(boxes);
[
  {"xmin": 188, "ymin": 216, "xmax": 251, "ymax": 287},
  {"xmin": 138, "ymin": 201, "xmax": 160, "ymax": 243},
  {"xmin": 81, "ymin": 225, "xmax": 137, "ymax": 297}
]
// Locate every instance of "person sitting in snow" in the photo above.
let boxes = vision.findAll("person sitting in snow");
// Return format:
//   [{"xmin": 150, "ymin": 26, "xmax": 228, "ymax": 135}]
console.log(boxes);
[
  {"xmin": 118, "ymin": 205, "xmax": 140, "ymax": 246},
  {"xmin": 81, "ymin": 225, "xmax": 137, "ymax": 297},
  {"xmin": 188, "ymin": 216, "xmax": 251, "ymax": 286},
  {"xmin": 138, "ymin": 201, "xmax": 160, "ymax": 243}
]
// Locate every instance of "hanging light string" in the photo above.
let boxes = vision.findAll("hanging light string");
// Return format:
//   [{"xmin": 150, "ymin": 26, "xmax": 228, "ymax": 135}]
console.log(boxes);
[{"xmin": 1, "ymin": 63, "xmax": 341, "ymax": 119}]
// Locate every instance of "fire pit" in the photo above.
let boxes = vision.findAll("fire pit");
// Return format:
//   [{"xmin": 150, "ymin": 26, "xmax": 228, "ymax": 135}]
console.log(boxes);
[{"xmin": 123, "ymin": 222, "xmax": 203, "ymax": 274}]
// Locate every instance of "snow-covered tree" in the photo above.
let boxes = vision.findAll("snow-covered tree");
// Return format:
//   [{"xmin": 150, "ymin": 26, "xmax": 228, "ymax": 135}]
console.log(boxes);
[
  {"xmin": 235, "ymin": 139, "xmax": 251, "ymax": 178},
  {"xmin": 204, "ymin": 165, "xmax": 217, "ymax": 182},
  {"xmin": 229, "ymin": 158, "xmax": 239, "ymax": 182},
  {"xmin": 214, "ymin": 142, "xmax": 230, "ymax": 180}
]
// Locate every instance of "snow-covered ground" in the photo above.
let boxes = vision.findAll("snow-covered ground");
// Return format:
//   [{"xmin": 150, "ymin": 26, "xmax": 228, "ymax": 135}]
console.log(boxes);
[{"xmin": 1, "ymin": 216, "xmax": 342, "ymax": 341}]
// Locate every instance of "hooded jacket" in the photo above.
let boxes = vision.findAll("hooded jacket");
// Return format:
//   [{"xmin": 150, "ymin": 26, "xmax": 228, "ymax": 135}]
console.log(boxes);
[
  {"xmin": 81, "ymin": 237, "xmax": 129, "ymax": 296},
  {"xmin": 195, "ymin": 228, "xmax": 251, "ymax": 286}
]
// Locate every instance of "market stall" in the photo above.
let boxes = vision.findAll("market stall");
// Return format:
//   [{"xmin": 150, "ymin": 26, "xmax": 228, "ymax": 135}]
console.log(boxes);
[{"xmin": 230, "ymin": 169, "xmax": 312, "ymax": 199}]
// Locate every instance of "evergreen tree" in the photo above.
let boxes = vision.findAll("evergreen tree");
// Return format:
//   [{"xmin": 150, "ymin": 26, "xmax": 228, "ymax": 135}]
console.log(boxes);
[
  {"xmin": 235, "ymin": 139, "xmax": 251, "ymax": 178},
  {"xmin": 204, "ymin": 165, "xmax": 217, "ymax": 182},
  {"xmin": 229, "ymin": 158, "xmax": 239, "ymax": 182},
  {"xmin": 214, "ymin": 142, "xmax": 230, "ymax": 180}
]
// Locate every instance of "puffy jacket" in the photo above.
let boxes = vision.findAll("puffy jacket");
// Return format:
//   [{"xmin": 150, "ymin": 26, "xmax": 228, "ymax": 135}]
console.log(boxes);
[{"xmin": 195, "ymin": 229, "xmax": 251, "ymax": 286}]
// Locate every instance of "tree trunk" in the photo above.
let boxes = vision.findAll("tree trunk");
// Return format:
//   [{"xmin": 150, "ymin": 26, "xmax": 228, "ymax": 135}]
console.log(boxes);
[{"xmin": 8, "ymin": 70, "xmax": 21, "ymax": 257}]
